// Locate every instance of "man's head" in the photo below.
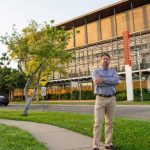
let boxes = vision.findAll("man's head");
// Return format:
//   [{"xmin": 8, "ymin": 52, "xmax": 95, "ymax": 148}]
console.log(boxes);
[{"xmin": 100, "ymin": 53, "xmax": 110, "ymax": 69}]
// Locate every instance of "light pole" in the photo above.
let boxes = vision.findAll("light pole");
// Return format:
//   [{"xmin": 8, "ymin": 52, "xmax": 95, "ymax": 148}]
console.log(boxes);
[{"xmin": 135, "ymin": 48, "xmax": 143, "ymax": 102}]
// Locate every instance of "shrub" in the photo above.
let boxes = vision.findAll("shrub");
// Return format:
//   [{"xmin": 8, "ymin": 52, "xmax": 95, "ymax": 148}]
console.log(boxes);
[
  {"xmin": 116, "ymin": 91, "xmax": 127, "ymax": 101},
  {"xmin": 13, "ymin": 96, "xmax": 25, "ymax": 101},
  {"xmin": 47, "ymin": 88, "xmax": 150, "ymax": 101},
  {"xmin": 134, "ymin": 88, "xmax": 150, "ymax": 101},
  {"xmin": 116, "ymin": 88, "xmax": 150, "ymax": 101}
]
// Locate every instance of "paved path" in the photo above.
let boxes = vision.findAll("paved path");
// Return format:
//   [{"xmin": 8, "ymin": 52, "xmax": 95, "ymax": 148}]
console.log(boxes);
[{"xmin": 0, "ymin": 119, "xmax": 105, "ymax": 150}]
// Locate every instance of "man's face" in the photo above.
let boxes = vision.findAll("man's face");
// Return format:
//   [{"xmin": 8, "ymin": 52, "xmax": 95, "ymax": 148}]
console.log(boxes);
[{"xmin": 101, "ymin": 55, "xmax": 110, "ymax": 68}]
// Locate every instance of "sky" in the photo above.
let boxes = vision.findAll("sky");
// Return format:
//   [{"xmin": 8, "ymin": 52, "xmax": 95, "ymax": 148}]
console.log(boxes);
[{"xmin": 0, "ymin": 0, "xmax": 119, "ymax": 68}]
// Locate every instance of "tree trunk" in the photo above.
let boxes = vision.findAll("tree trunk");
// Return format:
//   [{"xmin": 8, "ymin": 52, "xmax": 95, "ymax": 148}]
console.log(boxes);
[
  {"xmin": 22, "ymin": 85, "xmax": 37, "ymax": 116},
  {"xmin": 9, "ymin": 90, "xmax": 11, "ymax": 101},
  {"xmin": 36, "ymin": 86, "xmax": 39, "ymax": 101},
  {"xmin": 22, "ymin": 83, "xmax": 37, "ymax": 116},
  {"xmin": 22, "ymin": 97, "xmax": 32, "ymax": 116},
  {"xmin": 22, "ymin": 64, "xmax": 42, "ymax": 116}
]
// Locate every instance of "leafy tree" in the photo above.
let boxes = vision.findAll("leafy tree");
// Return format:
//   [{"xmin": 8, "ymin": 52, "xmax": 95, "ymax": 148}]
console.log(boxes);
[
  {"xmin": 0, "ymin": 52, "xmax": 11, "ymax": 67},
  {"xmin": 6, "ymin": 69, "xmax": 26, "ymax": 100},
  {"xmin": 1, "ymin": 20, "xmax": 73, "ymax": 116},
  {"xmin": 0, "ymin": 67, "xmax": 11, "ymax": 93},
  {"xmin": 0, "ymin": 67, "xmax": 25, "ymax": 99}
]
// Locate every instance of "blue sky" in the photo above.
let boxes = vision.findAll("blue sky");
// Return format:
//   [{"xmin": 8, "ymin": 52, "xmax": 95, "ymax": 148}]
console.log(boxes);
[{"xmin": 0, "ymin": 0, "xmax": 119, "ymax": 67}]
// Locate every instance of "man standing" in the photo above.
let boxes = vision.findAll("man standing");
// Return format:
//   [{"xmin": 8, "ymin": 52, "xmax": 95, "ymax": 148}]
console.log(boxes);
[{"xmin": 92, "ymin": 53, "xmax": 119, "ymax": 150}]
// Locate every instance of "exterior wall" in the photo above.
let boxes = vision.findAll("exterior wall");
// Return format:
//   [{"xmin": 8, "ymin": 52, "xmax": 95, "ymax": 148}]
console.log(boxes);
[
  {"xmin": 134, "ymin": 7, "xmax": 144, "ymax": 32},
  {"xmin": 101, "ymin": 17, "xmax": 113, "ymax": 40},
  {"xmin": 67, "ymin": 32, "xmax": 150, "ymax": 78},
  {"xmin": 75, "ymin": 25, "xmax": 86, "ymax": 47},
  {"xmin": 126, "ymin": 10, "xmax": 134, "ymax": 33},
  {"xmin": 66, "ymin": 4, "xmax": 150, "ymax": 49},
  {"xmin": 146, "ymin": 4, "xmax": 150, "ymax": 29},
  {"xmin": 66, "ymin": 29, "xmax": 74, "ymax": 49},
  {"xmin": 87, "ymin": 21, "xmax": 98, "ymax": 44},
  {"xmin": 116, "ymin": 13, "xmax": 128, "ymax": 36}
]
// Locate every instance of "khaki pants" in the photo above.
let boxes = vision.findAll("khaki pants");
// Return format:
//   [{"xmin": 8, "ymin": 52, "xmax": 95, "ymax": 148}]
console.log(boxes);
[{"xmin": 93, "ymin": 95, "xmax": 116, "ymax": 149}]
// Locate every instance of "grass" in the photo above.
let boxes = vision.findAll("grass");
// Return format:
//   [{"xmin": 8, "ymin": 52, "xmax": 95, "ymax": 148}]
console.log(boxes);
[
  {"xmin": 10, "ymin": 100, "xmax": 150, "ymax": 105},
  {"xmin": 0, "ymin": 110, "xmax": 150, "ymax": 150},
  {"xmin": 117, "ymin": 101, "xmax": 150, "ymax": 105},
  {"xmin": 0, "ymin": 124, "xmax": 47, "ymax": 150}
]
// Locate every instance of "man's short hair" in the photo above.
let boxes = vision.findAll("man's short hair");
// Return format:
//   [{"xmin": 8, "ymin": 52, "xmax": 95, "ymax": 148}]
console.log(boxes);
[{"xmin": 101, "ymin": 53, "xmax": 110, "ymax": 59}]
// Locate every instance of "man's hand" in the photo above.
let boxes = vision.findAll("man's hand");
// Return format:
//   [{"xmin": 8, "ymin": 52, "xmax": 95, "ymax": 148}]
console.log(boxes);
[{"xmin": 95, "ymin": 77, "xmax": 104, "ymax": 85}]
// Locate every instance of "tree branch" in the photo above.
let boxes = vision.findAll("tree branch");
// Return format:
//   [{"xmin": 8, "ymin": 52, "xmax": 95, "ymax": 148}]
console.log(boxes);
[{"xmin": 17, "ymin": 61, "xmax": 25, "ymax": 76}]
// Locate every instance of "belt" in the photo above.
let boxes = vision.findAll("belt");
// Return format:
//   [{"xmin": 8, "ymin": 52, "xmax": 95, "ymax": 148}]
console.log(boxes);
[{"xmin": 96, "ymin": 94, "xmax": 115, "ymax": 97}]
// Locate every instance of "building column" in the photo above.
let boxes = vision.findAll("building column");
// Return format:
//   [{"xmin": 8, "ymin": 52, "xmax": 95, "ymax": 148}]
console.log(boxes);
[
  {"xmin": 125, "ymin": 65, "xmax": 134, "ymax": 101},
  {"xmin": 123, "ymin": 31, "xmax": 134, "ymax": 101}
]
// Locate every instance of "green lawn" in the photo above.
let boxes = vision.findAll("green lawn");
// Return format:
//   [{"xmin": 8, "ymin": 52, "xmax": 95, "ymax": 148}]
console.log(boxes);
[
  {"xmin": 117, "ymin": 101, "xmax": 150, "ymax": 105},
  {"xmin": 0, "ymin": 110, "xmax": 150, "ymax": 150},
  {"xmin": 10, "ymin": 100, "xmax": 150, "ymax": 105},
  {"xmin": 0, "ymin": 124, "xmax": 47, "ymax": 150}
]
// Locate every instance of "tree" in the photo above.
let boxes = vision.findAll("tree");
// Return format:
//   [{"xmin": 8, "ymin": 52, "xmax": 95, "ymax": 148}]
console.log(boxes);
[
  {"xmin": 0, "ymin": 20, "xmax": 73, "ymax": 116},
  {"xmin": 6, "ymin": 69, "xmax": 26, "ymax": 100},
  {"xmin": 0, "ymin": 67, "xmax": 11, "ymax": 95},
  {"xmin": 0, "ymin": 67, "xmax": 25, "ymax": 99},
  {"xmin": 0, "ymin": 52, "xmax": 11, "ymax": 67}
]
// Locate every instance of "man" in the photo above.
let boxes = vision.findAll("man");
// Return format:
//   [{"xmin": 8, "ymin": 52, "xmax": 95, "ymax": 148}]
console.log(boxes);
[{"xmin": 92, "ymin": 53, "xmax": 119, "ymax": 150}]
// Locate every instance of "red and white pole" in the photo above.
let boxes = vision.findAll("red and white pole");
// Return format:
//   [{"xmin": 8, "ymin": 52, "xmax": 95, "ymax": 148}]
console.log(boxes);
[{"xmin": 123, "ymin": 31, "xmax": 134, "ymax": 101}]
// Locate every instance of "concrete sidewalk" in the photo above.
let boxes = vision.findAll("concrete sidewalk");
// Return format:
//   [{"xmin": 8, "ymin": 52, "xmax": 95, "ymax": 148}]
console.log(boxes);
[{"xmin": 0, "ymin": 119, "xmax": 105, "ymax": 150}]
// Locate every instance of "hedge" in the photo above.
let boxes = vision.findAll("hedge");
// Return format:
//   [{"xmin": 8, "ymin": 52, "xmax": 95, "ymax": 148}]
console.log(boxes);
[{"xmin": 47, "ymin": 88, "xmax": 150, "ymax": 101}]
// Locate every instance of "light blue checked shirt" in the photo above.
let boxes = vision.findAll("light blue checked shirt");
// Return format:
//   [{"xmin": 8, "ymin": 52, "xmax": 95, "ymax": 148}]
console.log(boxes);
[{"xmin": 92, "ymin": 68, "xmax": 119, "ymax": 96}]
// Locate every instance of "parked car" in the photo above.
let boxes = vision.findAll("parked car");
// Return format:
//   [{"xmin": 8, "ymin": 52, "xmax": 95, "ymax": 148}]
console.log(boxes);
[{"xmin": 0, "ymin": 96, "xmax": 9, "ymax": 106}]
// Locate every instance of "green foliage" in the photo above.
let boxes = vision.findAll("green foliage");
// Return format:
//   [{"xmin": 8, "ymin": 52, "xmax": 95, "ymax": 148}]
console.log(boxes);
[
  {"xmin": 48, "ymin": 90, "xmax": 95, "ymax": 100},
  {"xmin": 134, "ymin": 88, "xmax": 150, "ymax": 101},
  {"xmin": 0, "ymin": 20, "xmax": 73, "ymax": 94},
  {"xmin": 81, "ymin": 90, "xmax": 95, "ymax": 100},
  {"xmin": 111, "ymin": 89, "xmax": 150, "ymax": 101},
  {"xmin": 47, "ymin": 88, "xmax": 150, "ymax": 101},
  {"xmin": 13, "ymin": 96, "xmax": 25, "ymax": 102},
  {"xmin": 0, "ymin": 53, "xmax": 11, "ymax": 67},
  {"xmin": 116, "ymin": 91, "xmax": 127, "ymax": 101},
  {"xmin": 61, "ymin": 93, "xmax": 71, "ymax": 100},
  {"xmin": 0, "ymin": 67, "xmax": 25, "ymax": 95},
  {"xmin": 1, "ymin": 20, "xmax": 74, "ymax": 115},
  {"xmin": 72, "ymin": 90, "xmax": 79, "ymax": 100},
  {"xmin": 0, "ymin": 124, "xmax": 47, "ymax": 150}
]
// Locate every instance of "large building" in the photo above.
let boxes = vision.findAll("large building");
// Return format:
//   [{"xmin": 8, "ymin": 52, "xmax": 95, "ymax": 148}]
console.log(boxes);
[{"xmin": 47, "ymin": 0, "xmax": 150, "ymax": 100}]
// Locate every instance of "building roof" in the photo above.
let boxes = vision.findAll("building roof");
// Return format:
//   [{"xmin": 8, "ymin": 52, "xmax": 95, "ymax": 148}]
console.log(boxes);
[{"xmin": 56, "ymin": 0, "xmax": 150, "ymax": 30}]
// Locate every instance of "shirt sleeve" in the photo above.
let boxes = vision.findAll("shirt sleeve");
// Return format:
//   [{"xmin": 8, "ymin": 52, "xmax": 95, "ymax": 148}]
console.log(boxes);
[
  {"xmin": 92, "ymin": 69, "xmax": 111, "ymax": 87},
  {"xmin": 103, "ymin": 70, "xmax": 120, "ymax": 85},
  {"xmin": 92, "ymin": 69, "xmax": 98, "ymax": 84}
]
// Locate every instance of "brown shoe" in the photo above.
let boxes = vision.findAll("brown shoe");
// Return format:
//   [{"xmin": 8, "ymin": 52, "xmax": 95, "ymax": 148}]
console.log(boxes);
[
  {"xmin": 105, "ymin": 145, "xmax": 117, "ymax": 150},
  {"xmin": 93, "ymin": 148, "xmax": 99, "ymax": 150}
]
